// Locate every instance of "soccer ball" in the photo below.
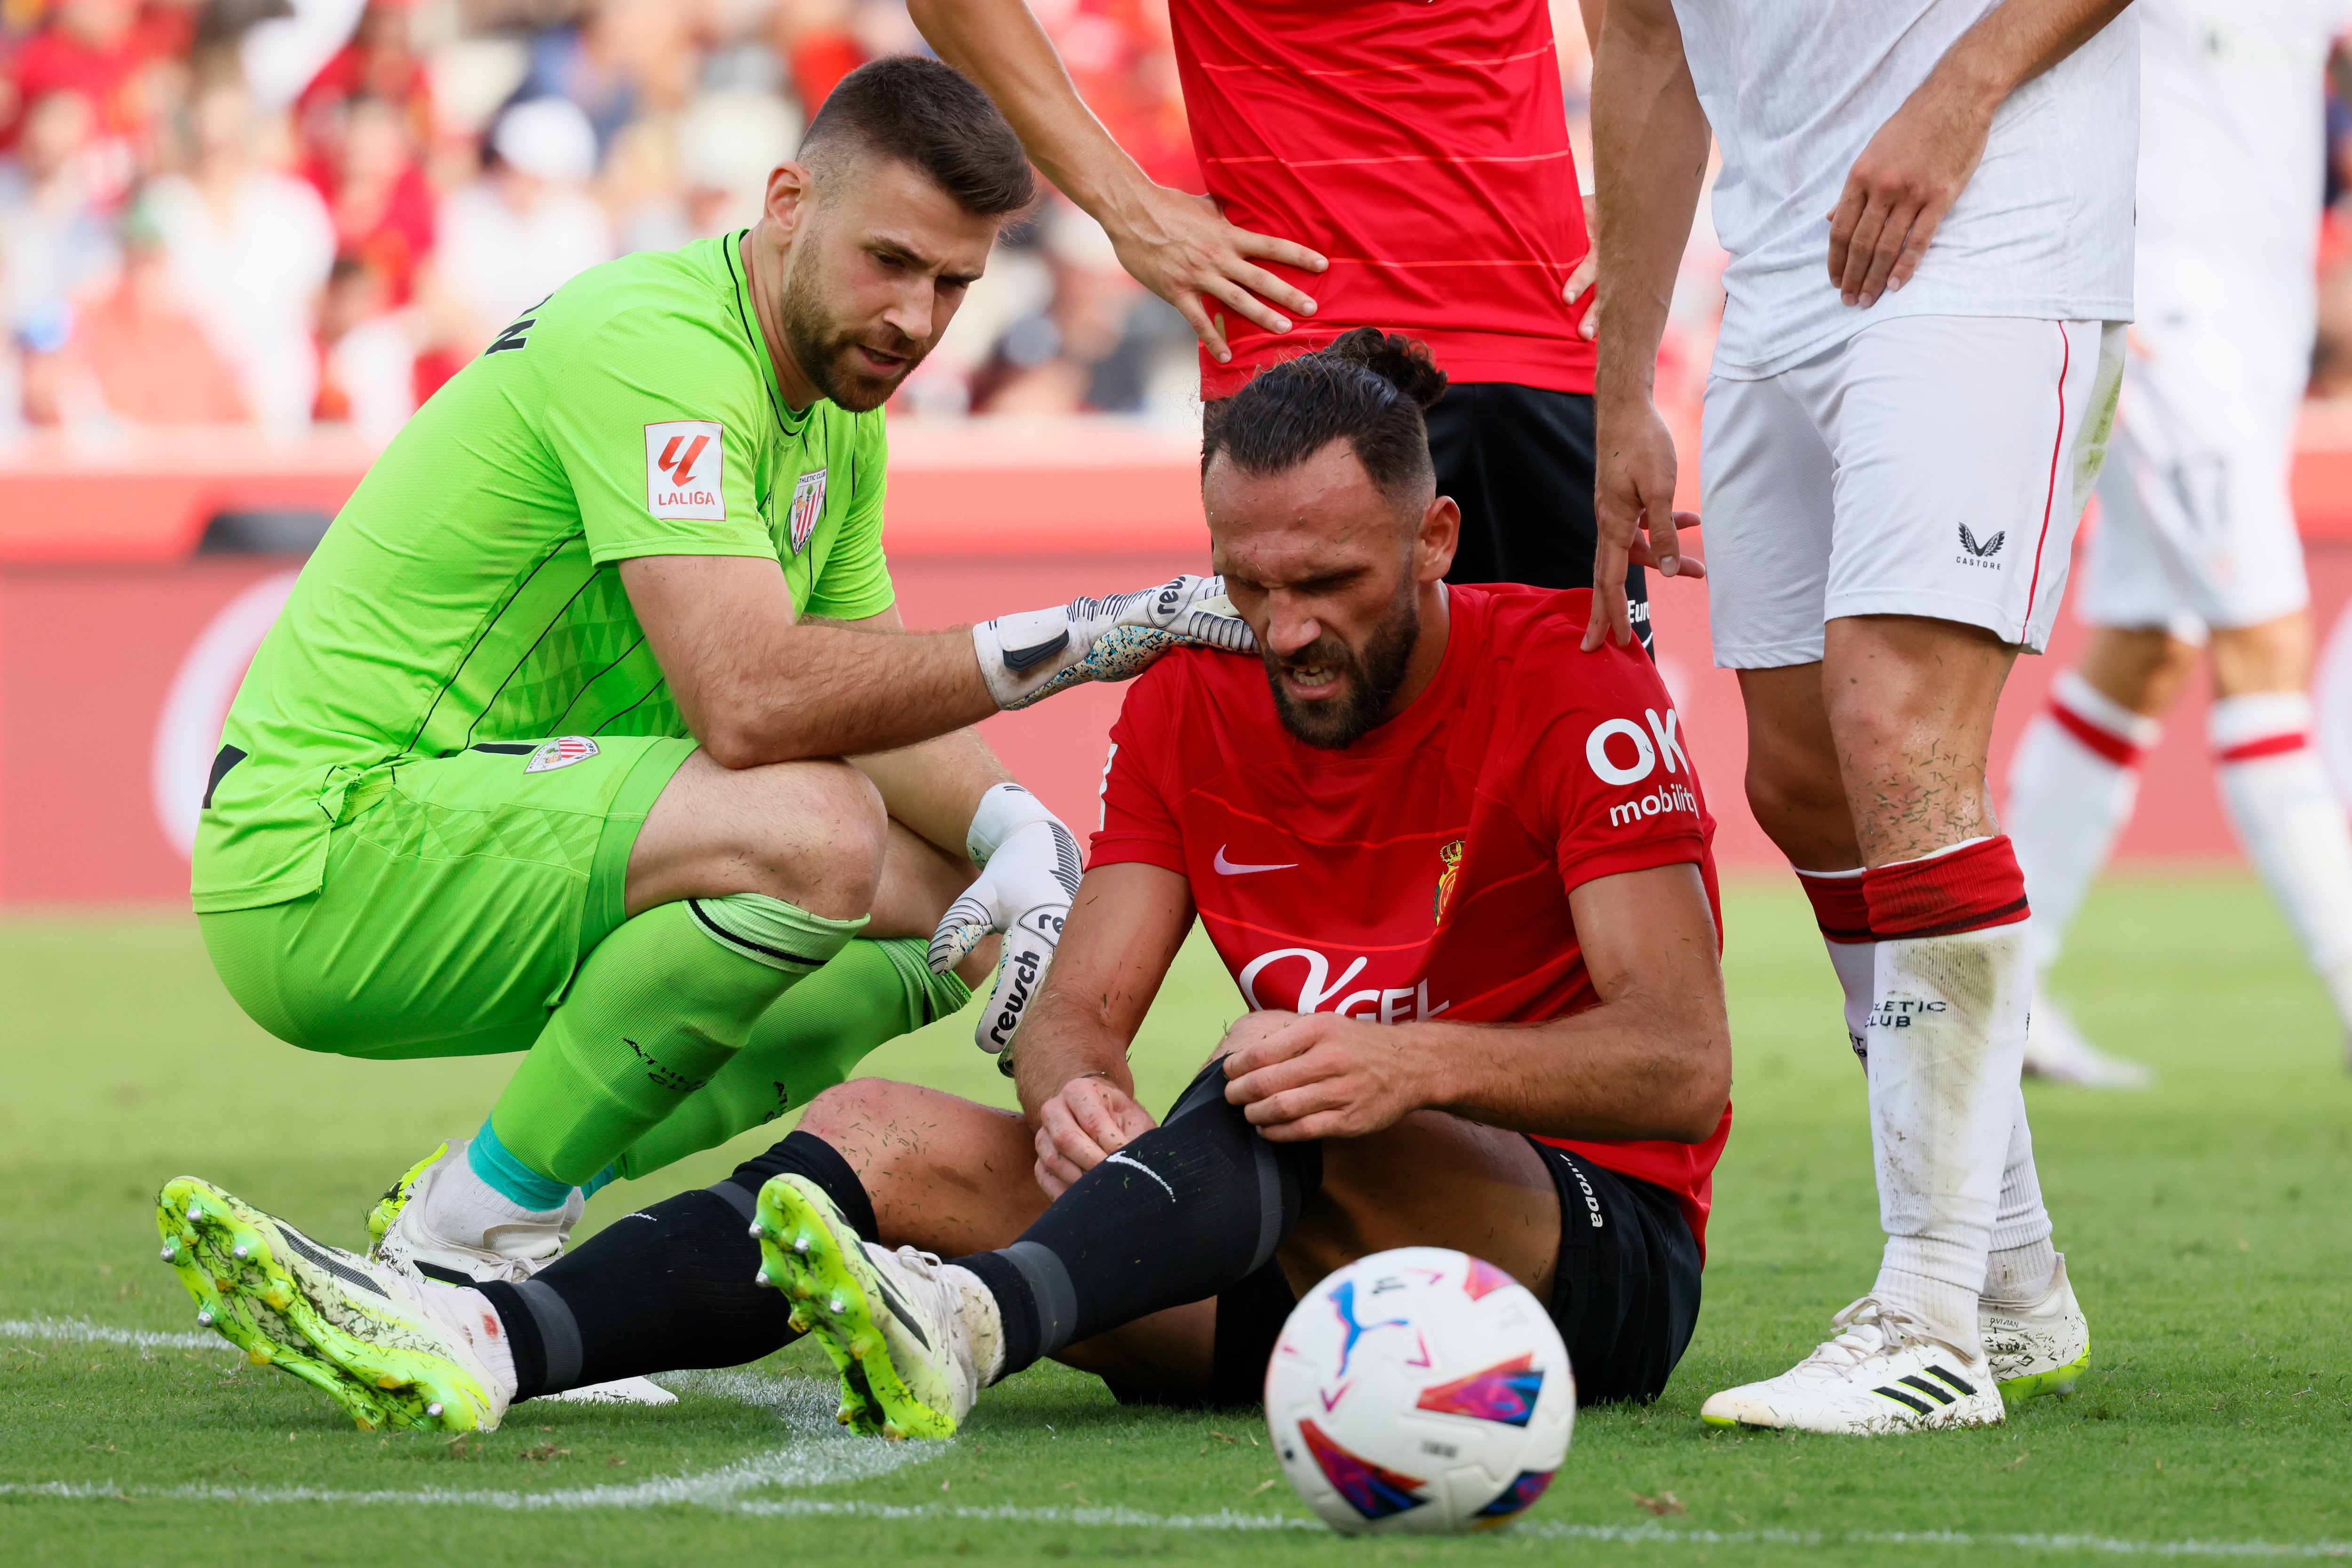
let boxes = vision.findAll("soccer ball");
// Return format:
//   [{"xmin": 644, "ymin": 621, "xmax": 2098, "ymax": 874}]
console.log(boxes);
[{"xmin": 1264, "ymin": 1246, "xmax": 1574, "ymax": 1535}]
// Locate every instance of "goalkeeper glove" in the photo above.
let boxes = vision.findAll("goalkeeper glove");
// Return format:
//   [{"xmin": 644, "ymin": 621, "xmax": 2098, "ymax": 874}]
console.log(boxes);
[
  {"xmin": 929, "ymin": 783, "xmax": 1081, "ymax": 1072},
  {"xmin": 971, "ymin": 575, "xmax": 1253, "ymax": 711}
]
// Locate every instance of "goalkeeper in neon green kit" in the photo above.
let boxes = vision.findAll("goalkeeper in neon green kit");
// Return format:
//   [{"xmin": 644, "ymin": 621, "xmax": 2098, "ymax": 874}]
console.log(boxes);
[{"xmin": 187, "ymin": 58, "xmax": 1247, "ymax": 1301}]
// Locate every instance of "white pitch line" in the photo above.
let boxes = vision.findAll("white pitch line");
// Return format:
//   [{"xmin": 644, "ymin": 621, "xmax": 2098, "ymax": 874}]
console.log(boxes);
[
  {"xmin": 1, "ymin": 1317, "xmax": 227, "ymax": 1352},
  {"xmin": 1, "ymin": 1483, "xmax": 2347, "ymax": 1558},
  {"xmin": 7, "ymin": 1324, "xmax": 2344, "ymax": 1559}
]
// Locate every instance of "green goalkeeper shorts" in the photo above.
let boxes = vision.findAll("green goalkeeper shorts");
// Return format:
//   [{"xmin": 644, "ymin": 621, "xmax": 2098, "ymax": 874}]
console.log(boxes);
[{"xmin": 198, "ymin": 736, "xmax": 699, "ymax": 1060}]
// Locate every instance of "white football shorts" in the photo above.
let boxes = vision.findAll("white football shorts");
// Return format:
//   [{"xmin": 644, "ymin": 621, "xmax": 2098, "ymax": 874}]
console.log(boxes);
[
  {"xmin": 2079, "ymin": 324, "xmax": 2310, "ymax": 637},
  {"xmin": 1701, "ymin": 315, "xmax": 2126, "ymax": 668}
]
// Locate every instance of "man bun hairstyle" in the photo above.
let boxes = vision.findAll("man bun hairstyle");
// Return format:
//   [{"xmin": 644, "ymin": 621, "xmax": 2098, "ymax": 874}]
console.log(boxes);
[
  {"xmin": 800, "ymin": 56, "xmax": 1035, "ymax": 217},
  {"xmin": 1202, "ymin": 327, "xmax": 1449, "ymax": 505}
]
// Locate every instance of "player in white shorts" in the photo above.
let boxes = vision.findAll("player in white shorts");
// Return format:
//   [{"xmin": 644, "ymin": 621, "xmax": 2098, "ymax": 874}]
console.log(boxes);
[
  {"xmin": 2006, "ymin": 0, "xmax": 2352, "ymax": 1087},
  {"xmin": 1589, "ymin": 0, "xmax": 2135, "ymax": 1434}
]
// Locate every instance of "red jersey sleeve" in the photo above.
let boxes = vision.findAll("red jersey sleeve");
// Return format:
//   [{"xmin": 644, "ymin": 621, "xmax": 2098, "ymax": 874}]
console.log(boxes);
[
  {"xmin": 1530, "ymin": 637, "xmax": 1708, "ymax": 895},
  {"xmin": 1086, "ymin": 660, "xmax": 1188, "ymax": 876}
]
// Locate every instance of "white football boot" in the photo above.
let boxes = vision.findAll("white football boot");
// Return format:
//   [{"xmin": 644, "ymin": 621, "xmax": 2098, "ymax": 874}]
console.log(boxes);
[
  {"xmin": 1980, "ymin": 1252, "xmax": 2091, "ymax": 1402},
  {"xmin": 2023, "ymin": 990, "xmax": 2153, "ymax": 1089},
  {"xmin": 1700, "ymin": 1297, "xmax": 2004, "ymax": 1435},
  {"xmin": 368, "ymin": 1139, "xmax": 583, "ymax": 1285},
  {"xmin": 159, "ymin": 1175, "xmax": 512, "ymax": 1431},
  {"xmin": 751, "ymin": 1173, "xmax": 992, "ymax": 1438}
]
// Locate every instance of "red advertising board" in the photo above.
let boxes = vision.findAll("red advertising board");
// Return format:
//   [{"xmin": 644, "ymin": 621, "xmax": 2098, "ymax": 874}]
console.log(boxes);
[{"xmin": 10, "ymin": 537, "xmax": 2352, "ymax": 905}]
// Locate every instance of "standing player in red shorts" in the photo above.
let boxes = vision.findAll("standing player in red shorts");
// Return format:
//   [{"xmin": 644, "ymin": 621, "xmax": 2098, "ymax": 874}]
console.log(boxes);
[
  {"xmin": 908, "ymin": 0, "xmax": 1652, "ymax": 644},
  {"xmin": 147, "ymin": 334, "xmax": 1732, "ymax": 1441}
]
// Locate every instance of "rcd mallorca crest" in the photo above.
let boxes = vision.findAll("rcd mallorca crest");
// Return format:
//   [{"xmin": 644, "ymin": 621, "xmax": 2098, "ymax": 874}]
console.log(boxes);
[{"xmin": 788, "ymin": 468, "xmax": 828, "ymax": 555}]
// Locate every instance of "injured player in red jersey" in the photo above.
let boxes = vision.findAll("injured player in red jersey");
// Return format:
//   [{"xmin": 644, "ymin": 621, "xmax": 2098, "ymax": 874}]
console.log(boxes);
[{"xmin": 146, "ymin": 330, "xmax": 1733, "ymax": 1437}]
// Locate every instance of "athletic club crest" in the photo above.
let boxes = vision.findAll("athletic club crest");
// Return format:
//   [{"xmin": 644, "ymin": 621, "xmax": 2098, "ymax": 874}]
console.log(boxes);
[
  {"xmin": 787, "ymin": 468, "xmax": 828, "ymax": 556},
  {"xmin": 1433, "ymin": 839, "xmax": 1464, "ymax": 922},
  {"xmin": 524, "ymin": 736, "xmax": 600, "ymax": 773}
]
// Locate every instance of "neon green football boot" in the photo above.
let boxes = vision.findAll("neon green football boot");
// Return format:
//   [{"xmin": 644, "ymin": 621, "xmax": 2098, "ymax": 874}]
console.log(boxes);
[
  {"xmin": 751, "ymin": 1174, "xmax": 984, "ymax": 1440},
  {"xmin": 158, "ymin": 1176, "xmax": 510, "ymax": 1432}
]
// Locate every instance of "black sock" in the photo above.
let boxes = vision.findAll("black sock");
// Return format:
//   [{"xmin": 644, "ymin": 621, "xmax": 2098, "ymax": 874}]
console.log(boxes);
[
  {"xmin": 486, "ymin": 1130, "xmax": 878, "ymax": 1397},
  {"xmin": 955, "ymin": 1057, "xmax": 1321, "ymax": 1380}
]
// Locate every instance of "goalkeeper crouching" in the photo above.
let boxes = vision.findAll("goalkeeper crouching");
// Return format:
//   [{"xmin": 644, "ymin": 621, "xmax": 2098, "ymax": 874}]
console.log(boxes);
[{"xmin": 169, "ymin": 50, "xmax": 1248, "ymax": 1407}]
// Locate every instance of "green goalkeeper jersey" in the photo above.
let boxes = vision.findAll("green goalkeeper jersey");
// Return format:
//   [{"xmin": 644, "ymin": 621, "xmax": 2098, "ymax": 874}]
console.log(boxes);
[{"xmin": 192, "ymin": 232, "xmax": 897, "ymax": 914}]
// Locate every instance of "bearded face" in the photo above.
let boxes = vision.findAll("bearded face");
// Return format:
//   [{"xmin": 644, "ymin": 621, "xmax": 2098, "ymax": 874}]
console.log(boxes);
[
  {"xmin": 775, "ymin": 209, "xmax": 930, "ymax": 413},
  {"xmin": 1261, "ymin": 570, "xmax": 1421, "ymax": 750}
]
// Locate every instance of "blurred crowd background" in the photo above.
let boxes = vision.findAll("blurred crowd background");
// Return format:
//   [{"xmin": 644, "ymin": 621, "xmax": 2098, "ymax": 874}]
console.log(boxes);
[{"xmin": 0, "ymin": 0, "xmax": 2348, "ymax": 447}]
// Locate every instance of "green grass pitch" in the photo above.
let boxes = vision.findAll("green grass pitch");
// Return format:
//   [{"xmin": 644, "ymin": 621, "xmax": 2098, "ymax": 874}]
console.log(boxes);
[{"xmin": 3, "ymin": 874, "xmax": 2348, "ymax": 1565}]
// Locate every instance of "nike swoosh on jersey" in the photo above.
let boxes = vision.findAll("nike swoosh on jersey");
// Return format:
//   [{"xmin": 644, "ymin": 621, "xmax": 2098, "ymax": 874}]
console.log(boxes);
[{"xmin": 1213, "ymin": 845, "xmax": 1298, "ymax": 876}]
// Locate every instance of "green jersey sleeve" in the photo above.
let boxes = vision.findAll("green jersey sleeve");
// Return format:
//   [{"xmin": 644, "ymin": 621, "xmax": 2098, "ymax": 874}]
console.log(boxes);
[
  {"xmin": 541, "ymin": 309, "xmax": 778, "ymax": 566},
  {"xmin": 796, "ymin": 408, "xmax": 896, "ymax": 623}
]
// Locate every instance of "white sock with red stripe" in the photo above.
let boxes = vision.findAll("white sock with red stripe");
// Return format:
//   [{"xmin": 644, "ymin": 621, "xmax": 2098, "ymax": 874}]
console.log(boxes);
[
  {"xmin": 1860, "ymin": 837, "xmax": 2037, "ymax": 1354},
  {"xmin": 2006, "ymin": 671, "xmax": 2160, "ymax": 970},
  {"xmin": 2211, "ymin": 692, "xmax": 2352, "ymax": 1028},
  {"xmin": 1793, "ymin": 866, "xmax": 1872, "ymax": 1057},
  {"xmin": 1801, "ymin": 859, "xmax": 2056, "ymax": 1311}
]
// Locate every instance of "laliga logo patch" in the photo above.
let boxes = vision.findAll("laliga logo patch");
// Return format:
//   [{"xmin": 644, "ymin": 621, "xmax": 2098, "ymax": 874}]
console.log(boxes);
[
  {"xmin": 525, "ymin": 736, "xmax": 600, "ymax": 773},
  {"xmin": 787, "ymin": 467, "xmax": 827, "ymax": 556},
  {"xmin": 645, "ymin": 420, "xmax": 725, "ymax": 521}
]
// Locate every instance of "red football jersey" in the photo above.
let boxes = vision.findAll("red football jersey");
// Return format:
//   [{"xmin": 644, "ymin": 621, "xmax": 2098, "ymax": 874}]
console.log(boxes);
[
  {"xmin": 1167, "ymin": 0, "xmax": 1596, "ymax": 399},
  {"xmin": 1092, "ymin": 586, "xmax": 1731, "ymax": 1250}
]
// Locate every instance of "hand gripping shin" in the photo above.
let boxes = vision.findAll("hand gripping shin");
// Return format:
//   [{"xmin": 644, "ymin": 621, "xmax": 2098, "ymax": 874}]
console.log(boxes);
[{"xmin": 972, "ymin": 575, "xmax": 1255, "ymax": 711}]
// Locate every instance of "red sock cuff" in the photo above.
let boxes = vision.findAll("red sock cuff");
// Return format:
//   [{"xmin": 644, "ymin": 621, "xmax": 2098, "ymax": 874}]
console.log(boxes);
[
  {"xmin": 2217, "ymin": 732, "xmax": 2308, "ymax": 764},
  {"xmin": 1794, "ymin": 869, "xmax": 1873, "ymax": 943},
  {"xmin": 2049, "ymin": 699, "xmax": 2146, "ymax": 768},
  {"xmin": 1864, "ymin": 836, "xmax": 2030, "ymax": 939}
]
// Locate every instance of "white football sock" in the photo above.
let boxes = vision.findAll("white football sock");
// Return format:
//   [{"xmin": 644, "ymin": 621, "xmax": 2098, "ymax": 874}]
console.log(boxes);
[
  {"xmin": 2006, "ymin": 671, "xmax": 2158, "ymax": 971},
  {"xmin": 419, "ymin": 1141, "xmax": 579, "ymax": 1261},
  {"xmin": 2211, "ymin": 693, "xmax": 2352, "ymax": 1028},
  {"xmin": 1982, "ymin": 1085, "xmax": 2056, "ymax": 1302},
  {"xmin": 1826, "ymin": 915, "xmax": 2054, "ymax": 1305},
  {"xmin": 1863, "ymin": 839, "xmax": 2034, "ymax": 1355}
]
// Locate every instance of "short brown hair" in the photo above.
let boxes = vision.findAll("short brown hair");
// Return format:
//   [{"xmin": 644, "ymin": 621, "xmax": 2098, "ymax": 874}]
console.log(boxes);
[{"xmin": 801, "ymin": 56, "xmax": 1035, "ymax": 217}]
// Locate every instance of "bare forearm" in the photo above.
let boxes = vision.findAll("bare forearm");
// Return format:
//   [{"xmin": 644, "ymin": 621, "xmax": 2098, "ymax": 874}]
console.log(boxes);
[
  {"xmin": 1929, "ymin": 0, "xmax": 2134, "ymax": 115},
  {"xmin": 694, "ymin": 624, "xmax": 996, "ymax": 765},
  {"xmin": 1009, "ymin": 864, "xmax": 1194, "ymax": 1117},
  {"xmin": 1590, "ymin": 2, "xmax": 1709, "ymax": 404},
  {"xmin": 854, "ymin": 729, "xmax": 1013, "ymax": 861},
  {"xmin": 1011, "ymin": 991, "xmax": 1139, "ymax": 1121},
  {"xmin": 1404, "ymin": 999, "xmax": 1729, "ymax": 1144},
  {"xmin": 907, "ymin": 0, "xmax": 1148, "ymax": 224}
]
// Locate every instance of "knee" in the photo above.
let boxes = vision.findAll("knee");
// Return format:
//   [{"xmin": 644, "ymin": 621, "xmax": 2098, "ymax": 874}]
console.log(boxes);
[
  {"xmin": 797, "ymin": 1076, "xmax": 915, "ymax": 1148},
  {"xmin": 747, "ymin": 761, "xmax": 888, "ymax": 919},
  {"xmin": 2211, "ymin": 614, "xmax": 2311, "ymax": 697}
]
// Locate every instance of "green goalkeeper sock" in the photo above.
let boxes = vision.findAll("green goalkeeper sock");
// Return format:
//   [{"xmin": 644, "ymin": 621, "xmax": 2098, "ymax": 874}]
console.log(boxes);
[
  {"xmin": 488, "ymin": 894, "xmax": 865, "ymax": 1188},
  {"xmin": 607, "ymin": 937, "xmax": 970, "ymax": 1183}
]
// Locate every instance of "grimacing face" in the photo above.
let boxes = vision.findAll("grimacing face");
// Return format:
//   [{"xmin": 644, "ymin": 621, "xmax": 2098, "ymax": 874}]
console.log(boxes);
[
  {"xmin": 774, "ymin": 152, "xmax": 996, "ymax": 412},
  {"xmin": 1206, "ymin": 440, "xmax": 1442, "ymax": 751}
]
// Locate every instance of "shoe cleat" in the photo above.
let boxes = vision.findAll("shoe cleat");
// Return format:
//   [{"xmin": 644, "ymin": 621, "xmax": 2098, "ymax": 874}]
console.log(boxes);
[
  {"xmin": 158, "ymin": 1174, "xmax": 506, "ymax": 1433},
  {"xmin": 752, "ymin": 1175, "xmax": 977, "ymax": 1440}
]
